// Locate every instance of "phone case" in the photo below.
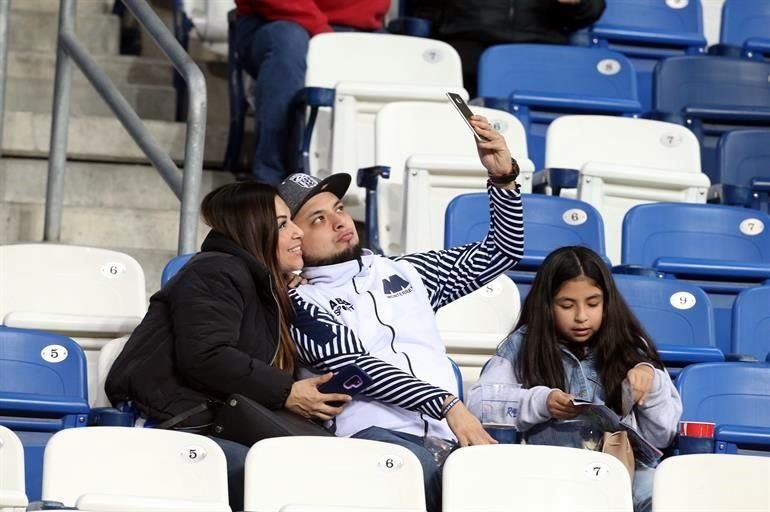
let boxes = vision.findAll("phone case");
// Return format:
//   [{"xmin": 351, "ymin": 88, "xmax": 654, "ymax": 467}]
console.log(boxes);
[
  {"xmin": 318, "ymin": 365, "xmax": 373, "ymax": 396},
  {"xmin": 446, "ymin": 92, "xmax": 483, "ymax": 142}
]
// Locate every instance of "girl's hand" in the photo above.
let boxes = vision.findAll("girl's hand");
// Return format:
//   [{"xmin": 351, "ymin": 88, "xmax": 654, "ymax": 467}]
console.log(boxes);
[
  {"xmin": 284, "ymin": 373, "xmax": 351, "ymax": 421},
  {"xmin": 445, "ymin": 400, "xmax": 498, "ymax": 447},
  {"xmin": 627, "ymin": 364, "xmax": 655, "ymax": 405},
  {"xmin": 547, "ymin": 389, "xmax": 581, "ymax": 420}
]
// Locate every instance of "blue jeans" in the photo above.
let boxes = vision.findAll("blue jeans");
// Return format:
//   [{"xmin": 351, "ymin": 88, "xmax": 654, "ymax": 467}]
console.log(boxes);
[
  {"xmin": 352, "ymin": 426, "xmax": 443, "ymax": 512},
  {"xmin": 209, "ymin": 435, "xmax": 250, "ymax": 511},
  {"xmin": 234, "ymin": 15, "xmax": 310, "ymax": 183}
]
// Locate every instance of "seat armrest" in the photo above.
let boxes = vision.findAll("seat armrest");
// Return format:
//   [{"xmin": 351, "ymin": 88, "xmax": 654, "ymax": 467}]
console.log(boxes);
[
  {"xmin": 724, "ymin": 353, "xmax": 759, "ymax": 363},
  {"xmin": 744, "ymin": 37, "xmax": 770, "ymax": 54},
  {"xmin": 715, "ymin": 425, "xmax": 770, "ymax": 449},
  {"xmin": 591, "ymin": 25, "xmax": 706, "ymax": 49},
  {"xmin": 654, "ymin": 257, "xmax": 770, "ymax": 280},
  {"xmin": 88, "ymin": 407, "xmax": 136, "ymax": 427},
  {"xmin": 511, "ymin": 91, "xmax": 642, "ymax": 114},
  {"xmin": 751, "ymin": 177, "xmax": 770, "ymax": 192},
  {"xmin": 656, "ymin": 344, "xmax": 725, "ymax": 365},
  {"xmin": 357, "ymin": 166, "xmax": 391, "ymax": 255},
  {"xmin": 683, "ymin": 105, "xmax": 770, "ymax": 123}
]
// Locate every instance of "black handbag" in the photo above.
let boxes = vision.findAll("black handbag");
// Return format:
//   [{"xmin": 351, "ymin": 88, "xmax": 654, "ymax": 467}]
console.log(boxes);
[{"xmin": 211, "ymin": 393, "xmax": 332, "ymax": 446}]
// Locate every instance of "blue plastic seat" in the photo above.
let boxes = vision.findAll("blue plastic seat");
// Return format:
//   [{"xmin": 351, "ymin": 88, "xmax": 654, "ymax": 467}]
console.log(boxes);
[
  {"xmin": 621, "ymin": 202, "xmax": 770, "ymax": 350},
  {"xmin": 709, "ymin": 129, "xmax": 770, "ymax": 213},
  {"xmin": 445, "ymin": 192, "xmax": 606, "ymax": 297},
  {"xmin": 581, "ymin": 0, "xmax": 707, "ymax": 112},
  {"xmin": 677, "ymin": 362, "xmax": 770, "ymax": 454},
  {"xmin": 476, "ymin": 44, "xmax": 642, "ymax": 169},
  {"xmin": 710, "ymin": 0, "xmax": 770, "ymax": 61},
  {"xmin": 653, "ymin": 56, "xmax": 770, "ymax": 179},
  {"xmin": 613, "ymin": 274, "xmax": 723, "ymax": 373},
  {"xmin": 732, "ymin": 286, "xmax": 770, "ymax": 363},
  {"xmin": 0, "ymin": 327, "xmax": 90, "ymax": 501},
  {"xmin": 160, "ymin": 253, "xmax": 195, "ymax": 288}
]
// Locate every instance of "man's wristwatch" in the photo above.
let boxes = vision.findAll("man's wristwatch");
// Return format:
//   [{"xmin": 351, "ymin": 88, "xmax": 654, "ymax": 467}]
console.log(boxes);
[{"xmin": 487, "ymin": 158, "xmax": 520, "ymax": 185}]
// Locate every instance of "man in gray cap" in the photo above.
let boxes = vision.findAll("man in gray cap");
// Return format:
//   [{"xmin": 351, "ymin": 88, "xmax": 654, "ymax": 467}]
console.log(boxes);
[{"xmin": 278, "ymin": 115, "xmax": 523, "ymax": 512}]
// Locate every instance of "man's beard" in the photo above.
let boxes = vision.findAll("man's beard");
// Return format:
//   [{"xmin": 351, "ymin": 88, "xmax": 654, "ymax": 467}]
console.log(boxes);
[{"xmin": 303, "ymin": 244, "xmax": 363, "ymax": 267}]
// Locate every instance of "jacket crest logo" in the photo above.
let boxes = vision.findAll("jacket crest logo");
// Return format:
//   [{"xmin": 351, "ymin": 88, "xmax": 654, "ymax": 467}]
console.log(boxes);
[
  {"xmin": 329, "ymin": 298, "xmax": 354, "ymax": 316},
  {"xmin": 382, "ymin": 274, "xmax": 413, "ymax": 298}
]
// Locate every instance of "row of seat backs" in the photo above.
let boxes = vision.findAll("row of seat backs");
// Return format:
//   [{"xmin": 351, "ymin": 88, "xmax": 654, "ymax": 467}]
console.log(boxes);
[
  {"xmin": 3, "ymin": 425, "xmax": 654, "ymax": 512},
  {"xmin": 445, "ymin": 196, "xmax": 770, "ymax": 362}
]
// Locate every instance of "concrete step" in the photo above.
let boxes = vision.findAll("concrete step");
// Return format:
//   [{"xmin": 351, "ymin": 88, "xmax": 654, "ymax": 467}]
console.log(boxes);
[
  {"xmin": 0, "ymin": 158, "xmax": 233, "ymax": 211},
  {"xmin": 9, "ymin": 51, "xmax": 174, "ymax": 87},
  {"xmin": 12, "ymin": 0, "xmax": 106, "ymax": 15},
  {"xmin": 7, "ymin": 77, "xmax": 176, "ymax": 121},
  {"xmin": 2, "ymin": 111, "xmax": 230, "ymax": 168},
  {"xmin": 10, "ymin": 11, "xmax": 119, "ymax": 55},
  {"xmin": 0, "ymin": 200, "xmax": 209, "ymax": 253}
]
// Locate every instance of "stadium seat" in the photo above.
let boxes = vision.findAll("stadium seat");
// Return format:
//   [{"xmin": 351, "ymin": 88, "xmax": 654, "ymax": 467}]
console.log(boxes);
[
  {"xmin": 436, "ymin": 275, "xmax": 520, "ymax": 390},
  {"xmin": 369, "ymin": 101, "xmax": 534, "ymax": 255},
  {"xmin": 302, "ymin": 33, "xmax": 466, "ymax": 222},
  {"xmin": 0, "ymin": 425, "xmax": 28, "ymax": 511},
  {"xmin": 0, "ymin": 327, "xmax": 90, "ymax": 501},
  {"xmin": 731, "ymin": 286, "xmax": 770, "ymax": 363},
  {"xmin": 676, "ymin": 362, "xmax": 770, "ymax": 454},
  {"xmin": 653, "ymin": 56, "xmax": 770, "ymax": 179},
  {"xmin": 92, "ymin": 335, "xmax": 130, "ymax": 409},
  {"xmin": 621, "ymin": 202, "xmax": 770, "ymax": 351},
  {"xmin": 41, "ymin": 427, "xmax": 230, "ymax": 511},
  {"xmin": 540, "ymin": 115, "xmax": 709, "ymax": 264},
  {"xmin": 173, "ymin": 0, "xmax": 229, "ymax": 56},
  {"xmin": 0, "ymin": 244, "xmax": 146, "ymax": 404},
  {"xmin": 709, "ymin": 129, "xmax": 770, "ymax": 212},
  {"xmin": 581, "ymin": 0, "xmax": 707, "ymax": 112},
  {"xmin": 614, "ymin": 274, "xmax": 724, "ymax": 373},
  {"xmin": 710, "ymin": 0, "xmax": 770, "ymax": 61},
  {"xmin": 161, "ymin": 253, "xmax": 195, "ymax": 287},
  {"xmin": 443, "ymin": 444, "xmax": 633, "ymax": 512},
  {"xmin": 653, "ymin": 453, "xmax": 770, "ymax": 512},
  {"xmin": 445, "ymin": 192, "xmax": 607, "ymax": 298},
  {"xmin": 476, "ymin": 44, "xmax": 642, "ymax": 169},
  {"xmin": 244, "ymin": 437, "xmax": 426, "ymax": 512}
]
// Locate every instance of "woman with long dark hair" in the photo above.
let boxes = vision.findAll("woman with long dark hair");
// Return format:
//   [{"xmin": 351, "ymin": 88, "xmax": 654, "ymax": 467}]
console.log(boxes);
[
  {"xmin": 468, "ymin": 246, "xmax": 682, "ymax": 512},
  {"xmin": 107, "ymin": 181, "xmax": 349, "ymax": 509}
]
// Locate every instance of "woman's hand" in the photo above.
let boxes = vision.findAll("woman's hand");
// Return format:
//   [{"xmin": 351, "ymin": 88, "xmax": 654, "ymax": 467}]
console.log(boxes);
[
  {"xmin": 444, "ymin": 399, "xmax": 497, "ymax": 447},
  {"xmin": 469, "ymin": 115, "xmax": 514, "ymax": 180},
  {"xmin": 627, "ymin": 364, "xmax": 655, "ymax": 406},
  {"xmin": 284, "ymin": 373, "xmax": 351, "ymax": 421},
  {"xmin": 547, "ymin": 389, "xmax": 581, "ymax": 420},
  {"xmin": 285, "ymin": 272, "xmax": 307, "ymax": 289}
]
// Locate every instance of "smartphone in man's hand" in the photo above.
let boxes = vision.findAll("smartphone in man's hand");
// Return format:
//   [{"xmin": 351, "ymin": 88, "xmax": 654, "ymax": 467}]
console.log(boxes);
[
  {"xmin": 446, "ymin": 92, "xmax": 484, "ymax": 142},
  {"xmin": 318, "ymin": 364, "xmax": 373, "ymax": 406}
]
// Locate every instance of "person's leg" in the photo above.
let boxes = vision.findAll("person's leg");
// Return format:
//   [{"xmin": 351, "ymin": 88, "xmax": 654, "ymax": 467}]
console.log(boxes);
[
  {"xmin": 209, "ymin": 436, "xmax": 250, "ymax": 511},
  {"xmin": 352, "ymin": 426, "xmax": 443, "ymax": 512},
  {"xmin": 234, "ymin": 16, "xmax": 310, "ymax": 184},
  {"xmin": 632, "ymin": 465, "xmax": 654, "ymax": 512}
]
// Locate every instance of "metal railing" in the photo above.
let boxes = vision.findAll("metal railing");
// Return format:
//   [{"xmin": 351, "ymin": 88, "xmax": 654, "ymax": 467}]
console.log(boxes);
[{"xmin": 40, "ymin": 0, "xmax": 206, "ymax": 254}]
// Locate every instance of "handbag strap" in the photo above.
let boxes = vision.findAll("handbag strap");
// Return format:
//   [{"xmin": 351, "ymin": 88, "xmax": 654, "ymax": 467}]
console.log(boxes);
[{"xmin": 155, "ymin": 401, "xmax": 211, "ymax": 430}]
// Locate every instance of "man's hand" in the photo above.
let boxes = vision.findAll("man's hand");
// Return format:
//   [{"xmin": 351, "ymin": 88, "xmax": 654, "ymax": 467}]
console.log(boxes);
[
  {"xmin": 284, "ymin": 373, "xmax": 351, "ymax": 421},
  {"xmin": 626, "ymin": 364, "xmax": 655, "ymax": 406},
  {"xmin": 469, "ymin": 115, "xmax": 514, "ymax": 179},
  {"xmin": 547, "ymin": 389, "xmax": 581, "ymax": 420},
  {"xmin": 444, "ymin": 400, "xmax": 497, "ymax": 447}
]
